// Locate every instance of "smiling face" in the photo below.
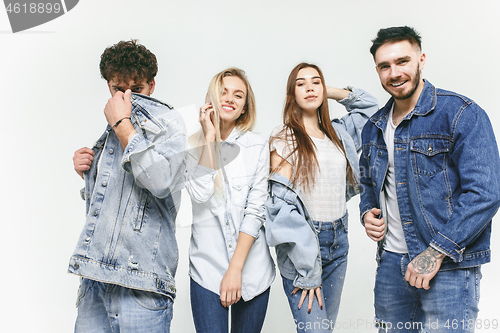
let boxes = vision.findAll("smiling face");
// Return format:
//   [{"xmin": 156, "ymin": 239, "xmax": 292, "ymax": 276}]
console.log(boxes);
[
  {"xmin": 218, "ymin": 76, "xmax": 247, "ymax": 128},
  {"xmin": 294, "ymin": 67, "xmax": 324, "ymax": 114},
  {"xmin": 374, "ymin": 40, "xmax": 425, "ymax": 101},
  {"xmin": 107, "ymin": 77, "xmax": 155, "ymax": 96}
]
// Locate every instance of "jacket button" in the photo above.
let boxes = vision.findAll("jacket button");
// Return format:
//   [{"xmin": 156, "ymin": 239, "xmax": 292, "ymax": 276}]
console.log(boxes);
[
  {"xmin": 74, "ymin": 263, "xmax": 79, "ymax": 269},
  {"xmin": 378, "ymin": 151, "xmax": 383, "ymax": 156},
  {"xmin": 229, "ymin": 245, "xmax": 232, "ymax": 248},
  {"xmin": 93, "ymin": 210, "xmax": 98, "ymax": 216},
  {"xmin": 102, "ymin": 181, "xmax": 107, "ymax": 187},
  {"xmin": 109, "ymin": 148, "xmax": 114, "ymax": 155},
  {"xmin": 85, "ymin": 237, "xmax": 91, "ymax": 242}
]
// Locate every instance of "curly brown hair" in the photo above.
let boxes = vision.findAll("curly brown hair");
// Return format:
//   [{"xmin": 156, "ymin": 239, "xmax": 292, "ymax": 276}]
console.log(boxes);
[{"xmin": 99, "ymin": 39, "xmax": 158, "ymax": 83}]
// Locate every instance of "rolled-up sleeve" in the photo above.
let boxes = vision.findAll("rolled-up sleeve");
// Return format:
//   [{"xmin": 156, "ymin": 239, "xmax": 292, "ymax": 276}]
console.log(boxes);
[
  {"xmin": 239, "ymin": 143, "xmax": 270, "ymax": 238},
  {"xmin": 335, "ymin": 87, "xmax": 379, "ymax": 151}
]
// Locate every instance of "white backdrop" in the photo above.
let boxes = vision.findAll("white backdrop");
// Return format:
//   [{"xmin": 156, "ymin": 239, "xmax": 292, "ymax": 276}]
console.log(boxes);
[{"xmin": 1, "ymin": 1, "xmax": 499, "ymax": 332}]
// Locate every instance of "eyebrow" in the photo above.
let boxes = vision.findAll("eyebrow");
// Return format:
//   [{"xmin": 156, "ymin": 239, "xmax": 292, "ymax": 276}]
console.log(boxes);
[
  {"xmin": 377, "ymin": 56, "xmax": 411, "ymax": 68},
  {"xmin": 223, "ymin": 87, "xmax": 246, "ymax": 95},
  {"xmin": 296, "ymin": 76, "xmax": 321, "ymax": 81}
]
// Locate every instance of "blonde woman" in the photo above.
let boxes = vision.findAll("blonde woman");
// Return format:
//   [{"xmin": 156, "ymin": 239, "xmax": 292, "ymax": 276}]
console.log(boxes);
[{"xmin": 184, "ymin": 68, "xmax": 275, "ymax": 333}]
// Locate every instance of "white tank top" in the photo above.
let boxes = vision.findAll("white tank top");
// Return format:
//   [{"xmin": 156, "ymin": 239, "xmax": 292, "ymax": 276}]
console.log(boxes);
[{"xmin": 270, "ymin": 125, "xmax": 347, "ymax": 222}]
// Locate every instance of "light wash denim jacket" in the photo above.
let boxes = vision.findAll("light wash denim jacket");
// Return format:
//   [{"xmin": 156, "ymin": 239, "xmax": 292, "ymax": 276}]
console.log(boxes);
[
  {"xmin": 266, "ymin": 87, "xmax": 378, "ymax": 288},
  {"xmin": 359, "ymin": 80, "xmax": 500, "ymax": 270},
  {"xmin": 185, "ymin": 129, "xmax": 275, "ymax": 301},
  {"xmin": 68, "ymin": 93, "xmax": 186, "ymax": 299}
]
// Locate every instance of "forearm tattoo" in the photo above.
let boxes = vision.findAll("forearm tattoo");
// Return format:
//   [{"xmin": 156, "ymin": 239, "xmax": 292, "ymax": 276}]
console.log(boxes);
[{"xmin": 412, "ymin": 247, "xmax": 445, "ymax": 274}]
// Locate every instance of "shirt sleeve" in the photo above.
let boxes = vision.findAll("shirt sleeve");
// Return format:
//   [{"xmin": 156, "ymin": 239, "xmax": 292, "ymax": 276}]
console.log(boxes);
[
  {"xmin": 429, "ymin": 104, "xmax": 500, "ymax": 262},
  {"xmin": 239, "ymin": 143, "xmax": 270, "ymax": 238},
  {"xmin": 121, "ymin": 108, "xmax": 187, "ymax": 199}
]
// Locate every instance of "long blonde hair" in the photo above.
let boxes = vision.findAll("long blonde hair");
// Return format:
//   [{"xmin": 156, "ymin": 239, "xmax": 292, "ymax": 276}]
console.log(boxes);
[{"xmin": 189, "ymin": 68, "xmax": 256, "ymax": 192}]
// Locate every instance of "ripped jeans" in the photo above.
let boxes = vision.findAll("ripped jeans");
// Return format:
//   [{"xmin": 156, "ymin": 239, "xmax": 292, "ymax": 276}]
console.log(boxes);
[{"xmin": 374, "ymin": 250, "xmax": 481, "ymax": 333}]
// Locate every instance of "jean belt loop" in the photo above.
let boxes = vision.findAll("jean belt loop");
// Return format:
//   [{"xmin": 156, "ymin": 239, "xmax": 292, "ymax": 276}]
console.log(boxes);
[{"xmin": 317, "ymin": 221, "xmax": 322, "ymax": 234}]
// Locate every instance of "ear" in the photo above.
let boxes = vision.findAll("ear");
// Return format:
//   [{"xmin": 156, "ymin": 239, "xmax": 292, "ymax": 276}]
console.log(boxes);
[
  {"xmin": 107, "ymin": 81, "xmax": 114, "ymax": 96},
  {"xmin": 149, "ymin": 79, "xmax": 156, "ymax": 95},
  {"xmin": 419, "ymin": 52, "xmax": 426, "ymax": 71}
]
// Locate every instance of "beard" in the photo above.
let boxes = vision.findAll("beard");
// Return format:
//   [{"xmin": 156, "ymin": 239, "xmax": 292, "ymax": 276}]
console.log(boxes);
[{"xmin": 383, "ymin": 64, "xmax": 422, "ymax": 100}]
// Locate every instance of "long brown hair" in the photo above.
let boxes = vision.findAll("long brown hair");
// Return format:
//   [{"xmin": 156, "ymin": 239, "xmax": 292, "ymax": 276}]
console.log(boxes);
[{"xmin": 270, "ymin": 63, "xmax": 356, "ymax": 190}]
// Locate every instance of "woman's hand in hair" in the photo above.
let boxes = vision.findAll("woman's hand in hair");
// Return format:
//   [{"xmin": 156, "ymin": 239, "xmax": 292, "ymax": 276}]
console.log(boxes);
[
  {"xmin": 292, "ymin": 286, "xmax": 323, "ymax": 314},
  {"xmin": 199, "ymin": 102, "xmax": 216, "ymax": 142}
]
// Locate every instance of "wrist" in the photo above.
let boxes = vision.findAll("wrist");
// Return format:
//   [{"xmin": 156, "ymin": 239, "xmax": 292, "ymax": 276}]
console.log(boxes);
[
  {"xmin": 428, "ymin": 246, "xmax": 446, "ymax": 261},
  {"xmin": 205, "ymin": 134, "xmax": 216, "ymax": 143},
  {"xmin": 227, "ymin": 262, "xmax": 244, "ymax": 272},
  {"xmin": 113, "ymin": 116, "xmax": 131, "ymax": 128}
]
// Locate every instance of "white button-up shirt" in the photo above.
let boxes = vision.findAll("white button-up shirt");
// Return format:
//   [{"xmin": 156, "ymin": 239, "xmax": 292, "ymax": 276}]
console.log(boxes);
[{"xmin": 185, "ymin": 128, "xmax": 275, "ymax": 301}]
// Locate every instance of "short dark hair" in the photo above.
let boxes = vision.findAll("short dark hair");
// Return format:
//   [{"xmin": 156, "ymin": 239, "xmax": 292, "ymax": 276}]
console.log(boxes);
[
  {"xmin": 370, "ymin": 26, "xmax": 422, "ymax": 57},
  {"xmin": 99, "ymin": 39, "xmax": 158, "ymax": 83}
]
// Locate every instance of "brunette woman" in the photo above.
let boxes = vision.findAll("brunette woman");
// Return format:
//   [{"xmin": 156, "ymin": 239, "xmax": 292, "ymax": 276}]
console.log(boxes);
[{"xmin": 266, "ymin": 63, "xmax": 378, "ymax": 332}]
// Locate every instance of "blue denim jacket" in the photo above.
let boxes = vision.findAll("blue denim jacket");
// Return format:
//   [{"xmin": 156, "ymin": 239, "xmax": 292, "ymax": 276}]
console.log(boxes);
[
  {"xmin": 359, "ymin": 80, "xmax": 500, "ymax": 270},
  {"xmin": 68, "ymin": 93, "xmax": 186, "ymax": 298},
  {"xmin": 266, "ymin": 88, "xmax": 378, "ymax": 288}
]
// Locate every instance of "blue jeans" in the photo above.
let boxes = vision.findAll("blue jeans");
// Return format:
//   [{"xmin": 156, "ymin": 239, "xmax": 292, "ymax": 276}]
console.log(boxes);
[
  {"xmin": 190, "ymin": 278, "xmax": 270, "ymax": 333},
  {"xmin": 374, "ymin": 250, "xmax": 481, "ymax": 333},
  {"xmin": 282, "ymin": 217, "xmax": 349, "ymax": 333},
  {"xmin": 75, "ymin": 278, "xmax": 173, "ymax": 333}
]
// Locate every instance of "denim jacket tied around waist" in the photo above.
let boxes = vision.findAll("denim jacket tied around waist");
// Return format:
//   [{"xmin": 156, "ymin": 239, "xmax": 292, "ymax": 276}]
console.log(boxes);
[
  {"xmin": 359, "ymin": 80, "xmax": 500, "ymax": 270},
  {"xmin": 68, "ymin": 93, "xmax": 187, "ymax": 299}
]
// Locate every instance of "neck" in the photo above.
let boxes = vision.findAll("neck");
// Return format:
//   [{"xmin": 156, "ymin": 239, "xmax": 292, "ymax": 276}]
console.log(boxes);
[
  {"xmin": 301, "ymin": 109, "xmax": 320, "ymax": 131},
  {"xmin": 220, "ymin": 122, "xmax": 236, "ymax": 141}
]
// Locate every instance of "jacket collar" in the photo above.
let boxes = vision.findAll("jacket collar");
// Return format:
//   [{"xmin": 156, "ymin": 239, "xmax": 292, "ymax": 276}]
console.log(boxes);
[{"xmin": 371, "ymin": 79, "xmax": 437, "ymax": 130}]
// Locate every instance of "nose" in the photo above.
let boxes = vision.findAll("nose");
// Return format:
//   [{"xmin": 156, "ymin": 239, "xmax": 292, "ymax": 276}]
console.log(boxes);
[
  {"xmin": 222, "ymin": 94, "xmax": 234, "ymax": 104},
  {"xmin": 389, "ymin": 65, "xmax": 401, "ymax": 79}
]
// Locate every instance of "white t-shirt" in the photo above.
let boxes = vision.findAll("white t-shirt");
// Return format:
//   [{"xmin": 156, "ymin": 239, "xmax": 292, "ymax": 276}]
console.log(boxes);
[
  {"xmin": 381, "ymin": 106, "xmax": 409, "ymax": 253},
  {"xmin": 270, "ymin": 125, "xmax": 347, "ymax": 222}
]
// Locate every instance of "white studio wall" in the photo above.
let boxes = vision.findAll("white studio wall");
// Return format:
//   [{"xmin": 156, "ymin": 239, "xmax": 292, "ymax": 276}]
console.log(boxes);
[{"xmin": 1, "ymin": 0, "xmax": 499, "ymax": 332}]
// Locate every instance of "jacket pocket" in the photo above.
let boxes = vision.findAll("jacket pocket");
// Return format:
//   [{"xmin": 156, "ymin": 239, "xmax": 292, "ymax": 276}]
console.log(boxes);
[
  {"xmin": 410, "ymin": 138, "xmax": 450, "ymax": 176},
  {"xmin": 133, "ymin": 190, "xmax": 150, "ymax": 232}
]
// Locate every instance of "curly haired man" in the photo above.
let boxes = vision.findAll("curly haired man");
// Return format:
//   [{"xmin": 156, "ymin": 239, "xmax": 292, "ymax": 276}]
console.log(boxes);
[{"xmin": 68, "ymin": 40, "xmax": 186, "ymax": 333}]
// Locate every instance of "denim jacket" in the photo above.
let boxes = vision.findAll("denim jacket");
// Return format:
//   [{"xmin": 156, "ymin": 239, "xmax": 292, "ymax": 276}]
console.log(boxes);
[
  {"xmin": 359, "ymin": 80, "xmax": 500, "ymax": 270},
  {"xmin": 266, "ymin": 87, "xmax": 378, "ymax": 288},
  {"xmin": 68, "ymin": 93, "xmax": 186, "ymax": 299}
]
